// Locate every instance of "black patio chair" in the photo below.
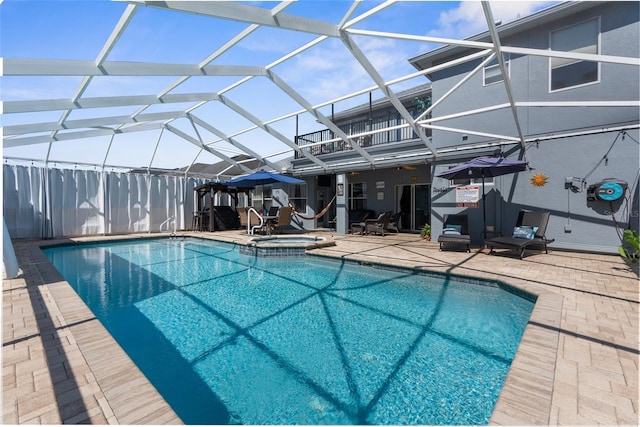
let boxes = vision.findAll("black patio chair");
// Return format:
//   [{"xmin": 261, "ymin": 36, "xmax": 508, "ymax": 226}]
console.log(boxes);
[
  {"xmin": 365, "ymin": 212, "xmax": 392, "ymax": 236},
  {"xmin": 437, "ymin": 214, "xmax": 471, "ymax": 252},
  {"xmin": 485, "ymin": 210, "xmax": 555, "ymax": 259}
]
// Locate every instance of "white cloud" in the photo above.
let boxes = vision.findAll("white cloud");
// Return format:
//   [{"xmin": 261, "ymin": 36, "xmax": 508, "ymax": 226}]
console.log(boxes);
[
  {"xmin": 429, "ymin": 1, "xmax": 557, "ymax": 40},
  {"xmin": 280, "ymin": 36, "xmax": 414, "ymax": 106}
]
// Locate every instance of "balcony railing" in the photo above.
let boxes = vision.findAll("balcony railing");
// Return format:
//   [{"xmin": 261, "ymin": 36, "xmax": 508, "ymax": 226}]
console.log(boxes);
[{"xmin": 294, "ymin": 113, "xmax": 431, "ymax": 159}]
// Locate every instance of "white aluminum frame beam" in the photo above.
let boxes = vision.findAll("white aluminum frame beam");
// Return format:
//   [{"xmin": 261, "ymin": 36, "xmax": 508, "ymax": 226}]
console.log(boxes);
[
  {"xmin": 416, "ymin": 53, "xmax": 497, "ymax": 122},
  {"xmin": 4, "ymin": 123, "xmax": 165, "ymax": 148},
  {"xmin": 4, "ymin": 111, "xmax": 186, "ymax": 136},
  {"xmin": 165, "ymin": 124, "xmax": 253, "ymax": 174},
  {"xmin": 4, "ymin": 92, "xmax": 221, "ymax": 114},
  {"xmin": 421, "ymin": 124, "xmax": 521, "ymax": 142},
  {"xmin": 122, "ymin": 1, "xmax": 294, "ymax": 172},
  {"xmin": 346, "ymin": 29, "xmax": 639, "ymax": 67},
  {"xmin": 214, "ymin": 95, "xmax": 328, "ymax": 170},
  {"xmin": 3, "ymin": 0, "xmax": 639, "ymax": 175},
  {"xmin": 339, "ymin": 30, "xmax": 437, "ymax": 156},
  {"xmin": 266, "ymin": 70, "xmax": 375, "ymax": 166},
  {"xmin": 187, "ymin": 113, "xmax": 284, "ymax": 172},
  {"xmin": 126, "ymin": 0, "xmax": 339, "ymax": 37},
  {"xmin": 3, "ymin": 59, "xmax": 266, "ymax": 77},
  {"xmin": 482, "ymin": 1, "xmax": 525, "ymax": 150},
  {"xmin": 47, "ymin": 4, "xmax": 139, "ymax": 164}
]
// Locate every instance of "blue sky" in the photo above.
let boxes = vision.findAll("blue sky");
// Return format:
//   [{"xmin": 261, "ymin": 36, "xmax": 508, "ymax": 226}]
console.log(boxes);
[{"xmin": 1, "ymin": 0, "xmax": 556, "ymax": 171}]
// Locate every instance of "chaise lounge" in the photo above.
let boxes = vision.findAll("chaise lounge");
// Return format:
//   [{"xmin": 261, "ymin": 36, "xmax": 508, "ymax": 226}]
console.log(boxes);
[
  {"xmin": 485, "ymin": 210, "xmax": 555, "ymax": 259},
  {"xmin": 437, "ymin": 214, "xmax": 471, "ymax": 252}
]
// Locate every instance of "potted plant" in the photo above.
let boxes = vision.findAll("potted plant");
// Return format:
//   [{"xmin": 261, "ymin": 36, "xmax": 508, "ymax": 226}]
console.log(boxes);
[
  {"xmin": 420, "ymin": 223, "xmax": 431, "ymax": 241},
  {"xmin": 618, "ymin": 229, "xmax": 639, "ymax": 263}
]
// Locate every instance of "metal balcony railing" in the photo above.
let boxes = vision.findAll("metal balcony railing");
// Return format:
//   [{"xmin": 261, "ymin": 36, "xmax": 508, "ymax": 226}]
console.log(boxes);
[{"xmin": 294, "ymin": 113, "xmax": 431, "ymax": 159}]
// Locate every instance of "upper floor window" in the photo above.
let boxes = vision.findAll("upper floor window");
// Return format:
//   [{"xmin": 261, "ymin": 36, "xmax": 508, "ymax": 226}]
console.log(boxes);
[
  {"xmin": 550, "ymin": 18, "xmax": 600, "ymax": 92},
  {"xmin": 483, "ymin": 54, "xmax": 510, "ymax": 86}
]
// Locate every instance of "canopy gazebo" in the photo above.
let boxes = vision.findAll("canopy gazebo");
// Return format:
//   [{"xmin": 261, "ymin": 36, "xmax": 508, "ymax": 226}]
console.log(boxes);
[{"xmin": 193, "ymin": 182, "xmax": 253, "ymax": 232}]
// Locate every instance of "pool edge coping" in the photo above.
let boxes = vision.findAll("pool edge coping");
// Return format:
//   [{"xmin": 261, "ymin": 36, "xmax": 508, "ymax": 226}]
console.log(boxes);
[
  {"xmin": 27, "ymin": 234, "xmax": 559, "ymax": 425},
  {"xmin": 36, "ymin": 237, "xmax": 183, "ymax": 424}
]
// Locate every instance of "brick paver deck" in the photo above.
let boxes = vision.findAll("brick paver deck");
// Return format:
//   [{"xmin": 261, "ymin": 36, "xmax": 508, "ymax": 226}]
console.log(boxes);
[{"xmin": 3, "ymin": 231, "xmax": 638, "ymax": 425}]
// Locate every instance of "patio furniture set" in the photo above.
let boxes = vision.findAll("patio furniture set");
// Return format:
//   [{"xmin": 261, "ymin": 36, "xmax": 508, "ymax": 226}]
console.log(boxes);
[
  {"xmin": 437, "ymin": 210, "xmax": 554, "ymax": 259},
  {"xmin": 348, "ymin": 208, "xmax": 554, "ymax": 259},
  {"xmin": 350, "ymin": 211, "xmax": 400, "ymax": 236},
  {"xmin": 237, "ymin": 206, "xmax": 292, "ymax": 236}
]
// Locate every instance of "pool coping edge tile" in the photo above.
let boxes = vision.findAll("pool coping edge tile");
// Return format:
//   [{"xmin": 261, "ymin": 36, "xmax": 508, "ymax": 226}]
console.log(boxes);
[
  {"xmin": 8, "ymin": 234, "xmax": 563, "ymax": 425},
  {"xmin": 5, "ymin": 238, "xmax": 183, "ymax": 425}
]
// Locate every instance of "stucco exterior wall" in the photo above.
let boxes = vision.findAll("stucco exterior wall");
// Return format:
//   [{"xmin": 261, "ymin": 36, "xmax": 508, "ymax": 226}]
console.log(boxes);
[
  {"xmin": 429, "ymin": 2, "xmax": 639, "ymax": 149},
  {"xmin": 431, "ymin": 129, "xmax": 639, "ymax": 253},
  {"xmin": 426, "ymin": 2, "xmax": 639, "ymax": 253}
]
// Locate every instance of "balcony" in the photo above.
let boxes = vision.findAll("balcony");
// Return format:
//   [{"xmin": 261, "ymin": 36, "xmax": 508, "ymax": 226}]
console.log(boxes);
[{"xmin": 294, "ymin": 113, "xmax": 432, "ymax": 159}]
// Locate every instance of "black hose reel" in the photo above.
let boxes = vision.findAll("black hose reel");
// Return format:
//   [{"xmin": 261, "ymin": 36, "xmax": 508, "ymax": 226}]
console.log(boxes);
[{"xmin": 586, "ymin": 178, "xmax": 628, "ymax": 202}]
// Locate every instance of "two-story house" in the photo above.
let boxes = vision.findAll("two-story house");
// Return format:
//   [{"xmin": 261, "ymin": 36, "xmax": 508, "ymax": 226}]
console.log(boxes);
[{"xmin": 291, "ymin": 1, "xmax": 639, "ymax": 253}]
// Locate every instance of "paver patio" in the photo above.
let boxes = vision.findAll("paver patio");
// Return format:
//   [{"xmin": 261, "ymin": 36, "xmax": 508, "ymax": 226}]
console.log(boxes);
[{"xmin": 3, "ymin": 231, "xmax": 638, "ymax": 425}]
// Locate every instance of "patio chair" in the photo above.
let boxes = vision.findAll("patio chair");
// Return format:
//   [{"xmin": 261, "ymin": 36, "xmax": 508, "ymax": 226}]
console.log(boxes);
[
  {"xmin": 386, "ymin": 212, "xmax": 402, "ymax": 233},
  {"xmin": 486, "ymin": 210, "xmax": 555, "ymax": 259},
  {"xmin": 349, "ymin": 209, "xmax": 375, "ymax": 234},
  {"xmin": 437, "ymin": 214, "xmax": 471, "ymax": 252},
  {"xmin": 365, "ymin": 212, "xmax": 392, "ymax": 236},
  {"xmin": 271, "ymin": 206, "xmax": 292, "ymax": 234},
  {"xmin": 237, "ymin": 207, "xmax": 247, "ymax": 227}
]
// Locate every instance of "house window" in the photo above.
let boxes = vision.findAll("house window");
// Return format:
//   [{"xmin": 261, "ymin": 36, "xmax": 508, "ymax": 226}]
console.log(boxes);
[
  {"xmin": 251, "ymin": 184, "xmax": 273, "ymax": 213},
  {"xmin": 288, "ymin": 183, "xmax": 307, "ymax": 212},
  {"xmin": 483, "ymin": 54, "xmax": 510, "ymax": 86},
  {"xmin": 550, "ymin": 17, "xmax": 600, "ymax": 91},
  {"xmin": 349, "ymin": 182, "xmax": 367, "ymax": 210}
]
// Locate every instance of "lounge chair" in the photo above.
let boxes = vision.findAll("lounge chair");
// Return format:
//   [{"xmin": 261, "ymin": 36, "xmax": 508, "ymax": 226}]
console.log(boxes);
[
  {"xmin": 365, "ymin": 212, "xmax": 392, "ymax": 236},
  {"xmin": 486, "ymin": 210, "xmax": 555, "ymax": 259},
  {"xmin": 386, "ymin": 212, "xmax": 401, "ymax": 233},
  {"xmin": 437, "ymin": 214, "xmax": 471, "ymax": 252}
]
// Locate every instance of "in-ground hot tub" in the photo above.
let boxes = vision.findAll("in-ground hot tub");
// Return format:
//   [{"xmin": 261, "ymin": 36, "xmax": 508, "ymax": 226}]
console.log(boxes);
[{"xmin": 240, "ymin": 235, "xmax": 335, "ymax": 257}]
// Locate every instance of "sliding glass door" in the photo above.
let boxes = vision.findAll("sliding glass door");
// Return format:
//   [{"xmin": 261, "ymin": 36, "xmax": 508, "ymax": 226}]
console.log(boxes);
[{"xmin": 395, "ymin": 184, "xmax": 430, "ymax": 232}]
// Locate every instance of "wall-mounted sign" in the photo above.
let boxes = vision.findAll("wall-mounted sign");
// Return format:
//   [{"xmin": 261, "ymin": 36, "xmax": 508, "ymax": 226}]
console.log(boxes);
[
  {"xmin": 456, "ymin": 185, "xmax": 479, "ymax": 208},
  {"xmin": 376, "ymin": 181, "xmax": 385, "ymax": 189},
  {"xmin": 377, "ymin": 191, "xmax": 384, "ymax": 200}
]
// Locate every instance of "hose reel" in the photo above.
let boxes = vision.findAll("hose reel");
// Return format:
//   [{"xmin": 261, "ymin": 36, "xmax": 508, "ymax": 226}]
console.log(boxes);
[{"xmin": 586, "ymin": 178, "xmax": 628, "ymax": 202}]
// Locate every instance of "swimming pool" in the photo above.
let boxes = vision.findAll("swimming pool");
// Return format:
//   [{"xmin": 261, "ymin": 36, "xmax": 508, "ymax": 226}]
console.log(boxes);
[{"xmin": 44, "ymin": 237, "xmax": 534, "ymax": 425}]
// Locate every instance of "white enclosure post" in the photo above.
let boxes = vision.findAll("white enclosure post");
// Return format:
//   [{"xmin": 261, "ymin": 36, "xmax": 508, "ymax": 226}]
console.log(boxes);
[{"xmin": 3, "ymin": 219, "xmax": 19, "ymax": 279}]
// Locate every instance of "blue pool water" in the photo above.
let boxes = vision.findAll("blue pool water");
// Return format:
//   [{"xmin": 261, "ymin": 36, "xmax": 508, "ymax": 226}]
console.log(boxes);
[{"xmin": 44, "ymin": 237, "xmax": 534, "ymax": 425}]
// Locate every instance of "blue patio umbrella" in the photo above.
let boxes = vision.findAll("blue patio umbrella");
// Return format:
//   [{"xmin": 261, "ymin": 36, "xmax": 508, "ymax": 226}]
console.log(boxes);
[
  {"xmin": 224, "ymin": 170, "xmax": 304, "ymax": 187},
  {"xmin": 435, "ymin": 156, "xmax": 528, "ymax": 237}
]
